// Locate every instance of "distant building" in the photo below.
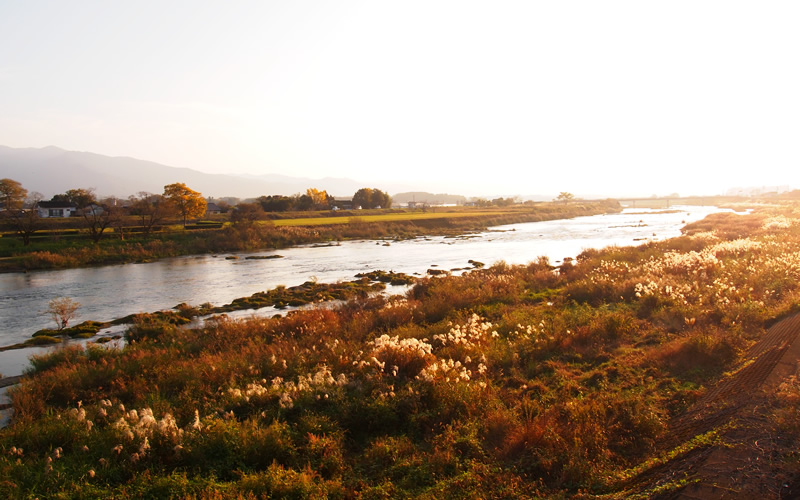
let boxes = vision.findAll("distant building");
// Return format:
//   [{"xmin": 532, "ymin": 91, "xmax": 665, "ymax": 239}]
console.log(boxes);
[
  {"xmin": 36, "ymin": 201, "xmax": 77, "ymax": 218},
  {"xmin": 205, "ymin": 202, "xmax": 222, "ymax": 215},
  {"xmin": 331, "ymin": 198, "xmax": 355, "ymax": 211}
]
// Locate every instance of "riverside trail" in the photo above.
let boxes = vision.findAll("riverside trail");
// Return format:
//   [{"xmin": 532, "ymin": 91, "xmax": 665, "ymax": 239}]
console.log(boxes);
[{"xmin": 627, "ymin": 312, "xmax": 800, "ymax": 498}]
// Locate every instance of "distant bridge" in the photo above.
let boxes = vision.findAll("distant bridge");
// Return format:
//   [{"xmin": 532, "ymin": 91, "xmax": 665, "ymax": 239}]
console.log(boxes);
[{"xmin": 613, "ymin": 196, "xmax": 743, "ymax": 209}]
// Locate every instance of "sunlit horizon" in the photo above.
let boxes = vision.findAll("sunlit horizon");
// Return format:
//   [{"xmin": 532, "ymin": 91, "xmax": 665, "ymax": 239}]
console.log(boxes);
[{"xmin": 1, "ymin": 1, "xmax": 798, "ymax": 198}]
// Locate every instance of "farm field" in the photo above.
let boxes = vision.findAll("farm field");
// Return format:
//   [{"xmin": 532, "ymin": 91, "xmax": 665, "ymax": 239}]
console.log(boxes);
[{"xmin": 272, "ymin": 209, "xmax": 516, "ymax": 226}]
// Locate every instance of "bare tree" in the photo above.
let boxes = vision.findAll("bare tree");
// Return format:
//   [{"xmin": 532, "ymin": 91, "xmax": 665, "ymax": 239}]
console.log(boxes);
[
  {"xmin": 47, "ymin": 297, "xmax": 80, "ymax": 330},
  {"xmin": 130, "ymin": 192, "xmax": 175, "ymax": 238},
  {"xmin": 66, "ymin": 188, "xmax": 121, "ymax": 243},
  {"xmin": 556, "ymin": 192, "xmax": 575, "ymax": 204}
]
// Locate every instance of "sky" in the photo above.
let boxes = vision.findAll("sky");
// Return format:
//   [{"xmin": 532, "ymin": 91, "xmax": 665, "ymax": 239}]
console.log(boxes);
[{"xmin": 1, "ymin": 1, "xmax": 799, "ymax": 198}]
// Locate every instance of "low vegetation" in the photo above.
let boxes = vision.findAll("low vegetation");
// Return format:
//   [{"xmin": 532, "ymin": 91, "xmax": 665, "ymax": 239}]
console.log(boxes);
[
  {"xmin": 2, "ymin": 203, "xmax": 800, "ymax": 497},
  {"xmin": 0, "ymin": 200, "xmax": 620, "ymax": 272},
  {"xmin": 1, "ymin": 275, "xmax": 416, "ymax": 351}
]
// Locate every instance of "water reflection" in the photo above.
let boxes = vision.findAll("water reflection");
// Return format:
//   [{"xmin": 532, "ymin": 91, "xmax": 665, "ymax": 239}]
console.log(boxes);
[{"xmin": 0, "ymin": 206, "xmax": 730, "ymax": 350}]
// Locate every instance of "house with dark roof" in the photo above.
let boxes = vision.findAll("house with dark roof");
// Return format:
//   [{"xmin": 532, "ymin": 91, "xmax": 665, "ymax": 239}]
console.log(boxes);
[
  {"xmin": 205, "ymin": 202, "xmax": 222, "ymax": 215},
  {"xmin": 36, "ymin": 201, "xmax": 77, "ymax": 218},
  {"xmin": 331, "ymin": 198, "xmax": 355, "ymax": 211}
]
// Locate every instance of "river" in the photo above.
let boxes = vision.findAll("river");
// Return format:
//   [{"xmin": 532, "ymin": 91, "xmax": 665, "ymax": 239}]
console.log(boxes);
[{"xmin": 0, "ymin": 205, "xmax": 731, "ymax": 378}]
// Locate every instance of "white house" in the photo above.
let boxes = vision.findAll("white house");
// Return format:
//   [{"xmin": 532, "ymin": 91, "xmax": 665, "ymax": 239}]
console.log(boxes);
[{"xmin": 36, "ymin": 201, "xmax": 77, "ymax": 218}]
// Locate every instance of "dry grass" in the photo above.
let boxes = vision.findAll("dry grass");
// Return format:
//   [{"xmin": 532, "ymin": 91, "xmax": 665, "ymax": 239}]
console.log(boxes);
[{"xmin": 2, "ymin": 202, "xmax": 800, "ymax": 497}]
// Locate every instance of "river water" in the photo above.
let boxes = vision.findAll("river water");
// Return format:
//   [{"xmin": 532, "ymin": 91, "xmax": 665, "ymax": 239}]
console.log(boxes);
[{"xmin": 0, "ymin": 205, "xmax": 731, "ymax": 378}]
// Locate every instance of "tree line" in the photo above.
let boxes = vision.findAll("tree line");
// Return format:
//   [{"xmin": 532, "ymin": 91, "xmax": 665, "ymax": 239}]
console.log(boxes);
[
  {"xmin": 0, "ymin": 180, "xmax": 207, "ymax": 245},
  {"xmin": 256, "ymin": 187, "xmax": 391, "ymax": 212},
  {"xmin": 0, "ymin": 178, "xmax": 393, "ymax": 245}
]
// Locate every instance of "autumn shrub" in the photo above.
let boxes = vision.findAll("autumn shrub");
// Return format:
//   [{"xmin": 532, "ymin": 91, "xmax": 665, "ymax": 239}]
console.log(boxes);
[
  {"xmin": 237, "ymin": 419, "xmax": 297, "ymax": 470},
  {"xmin": 180, "ymin": 417, "xmax": 245, "ymax": 479},
  {"xmin": 301, "ymin": 431, "xmax": 347, "ymax": 478},
  {"xmin": 499, "ymin": 404, "xmax": 565, "ymax": 482},
  {"xmin": 237, "ymin": 464, "xmax": 337, "ymax": 499},
  {"xmin": 23, "ymin": 335, "xmax": 62, "ymax": 346},
  {"xmin": 372, "ymin": 296, "xmax": 418, "ymax": 331},
  {"xmin": 605, "ymin": 392, "xmax": 666, "ymax": 457},
  {"xmin": 682, "ymin": 211, "xmax": 764, "ymax": 239},
  {"xmin": 125, "ymin": 313, "xmax": 180, "ymax": 343},
  {"xmin": 26, "ymin": 344, "xmax": 88, "ymax": 375},
  {"xmin": 564, "ymin": 278, "xmax": 617, "ymax": 305},
  {"xmin": 771, "ymin": 374, "xmax": 800, "ymax": 439},
  {"xmin": 22, "ymin": 250, "xmax": 78, "ymax": 269},
  {"xmin": 410, "ymin": 268, "xmax": 525, "ymax": 323},
  {"xmin": 483, "ymin": 405, "xmax": 520, "ymax": 451},
  {"xmin": 652, "ymin": 326, "xmax": 741, "ymax": 381}
]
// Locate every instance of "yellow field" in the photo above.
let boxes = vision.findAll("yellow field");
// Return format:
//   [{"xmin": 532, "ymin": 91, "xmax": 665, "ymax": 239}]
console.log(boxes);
[{"xmin": 271, "ymin": 210, "xmax": 516, "ymax": 227}]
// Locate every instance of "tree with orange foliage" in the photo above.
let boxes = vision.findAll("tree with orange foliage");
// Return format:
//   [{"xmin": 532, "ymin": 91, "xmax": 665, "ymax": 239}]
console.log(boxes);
[{"xmin": 164, "ymin": 183, "xmax": 207, "ymax": 227}]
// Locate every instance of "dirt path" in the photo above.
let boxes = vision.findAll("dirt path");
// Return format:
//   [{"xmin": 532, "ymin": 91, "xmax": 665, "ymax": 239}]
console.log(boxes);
[{"xmin": 641, "ymin": 313, "xmax": 800, "ymax": 498}]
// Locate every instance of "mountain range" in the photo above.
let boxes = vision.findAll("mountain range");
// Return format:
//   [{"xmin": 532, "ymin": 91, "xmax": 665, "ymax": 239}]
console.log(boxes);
[
  {"xmin": 0, "ymin": 145, "xmax": 407, "ymax": 200},
  {"xmin": 0, "ymin": 145, "xmax": 560, "ymax": 202}
]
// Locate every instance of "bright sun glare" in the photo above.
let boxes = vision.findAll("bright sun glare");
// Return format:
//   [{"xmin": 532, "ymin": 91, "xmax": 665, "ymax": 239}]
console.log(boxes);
[{"xmin": 0, "ymin": 1, "xmax": 798, "ymax": 197}]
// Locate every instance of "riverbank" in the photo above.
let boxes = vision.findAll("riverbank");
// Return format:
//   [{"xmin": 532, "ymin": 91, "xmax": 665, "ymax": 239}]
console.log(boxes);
[
  {"xmin": 0, "ymin": 200, "xmax": 620, "ymax": 273},
  {"xmin": 0, "ymin": 272, "xmax": 418, "ymax": 352},
  {"xmin": 2, "ymin": 203, "xmax": 799, "ymax": 497},
  {"xmin": 0, "ymin": 204, "xmax": 726, "ymax": 350}
]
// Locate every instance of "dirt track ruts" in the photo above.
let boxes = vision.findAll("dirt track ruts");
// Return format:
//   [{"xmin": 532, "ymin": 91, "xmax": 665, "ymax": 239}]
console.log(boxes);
[
  {"xmin": 667, "ymin": 313, "xmax": 800, "ymax": 447},
  {"xmin": 642, "ymin": 312, "xmax": 800, "ymax": 499}
]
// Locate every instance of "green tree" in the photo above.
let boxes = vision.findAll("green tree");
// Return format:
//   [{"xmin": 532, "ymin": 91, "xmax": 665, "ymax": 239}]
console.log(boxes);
[
  {"xmin": 295, "ymin": 193, "xmax": 314, "ymax": 211},
  {"xmin": 375, "ymin": 189, "xmax": 392, "ymax": 209},
  {"xmin": 65, "ymin": 188, "xmax": 94, "ymax": 209},
  {"xmin": 164, "ymin": 183, "xmax": 207, "ymax": 227},
  {"xmin": 353, "ymin": 188, "xmax": 392, "ymax": 209},
  {"xmin": 258, "ymin": 195, "xmax": 294, "ymax": 212},
  {"xmin": 352, "ymin": 188, "xmax": 373, "ymax": 209}
]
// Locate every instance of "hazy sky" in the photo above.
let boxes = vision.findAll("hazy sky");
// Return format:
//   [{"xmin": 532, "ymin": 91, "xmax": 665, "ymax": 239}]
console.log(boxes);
[{"xmin": 1, "ymin": 1, "xmax": 799, "ymax": 197}]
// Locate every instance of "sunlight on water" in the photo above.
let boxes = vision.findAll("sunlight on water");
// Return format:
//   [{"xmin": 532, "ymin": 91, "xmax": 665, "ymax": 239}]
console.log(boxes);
[{"xmin": 0, "ymin": 206, "xmax": 731, "ymax": 374}]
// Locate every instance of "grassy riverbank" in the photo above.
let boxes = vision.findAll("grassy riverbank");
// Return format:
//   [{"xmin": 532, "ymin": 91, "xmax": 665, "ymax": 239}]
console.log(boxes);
[
  {"xmin": 0, "ymin": 201, "xmax": 619, "ymax": 272},
  {"xmin": 0, "ymin": 276, "xmax": 414, "ymax": 351},
  {"xmin": 2, "ymin": 202, "xmax": 799, "ymax": 497}
]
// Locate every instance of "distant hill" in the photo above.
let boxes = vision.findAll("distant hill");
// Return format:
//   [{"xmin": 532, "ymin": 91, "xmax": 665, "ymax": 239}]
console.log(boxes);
[
  {"xmin": 392, "ymin": 192, "xmax": 468, "ymax": 205},
  {"xmin": 0, "ymin": 146, "xmax": 376, "ymax": 199},
  {"xmin": 0, "ymin": 145, "xmax": 560, "ymax": 201}
]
